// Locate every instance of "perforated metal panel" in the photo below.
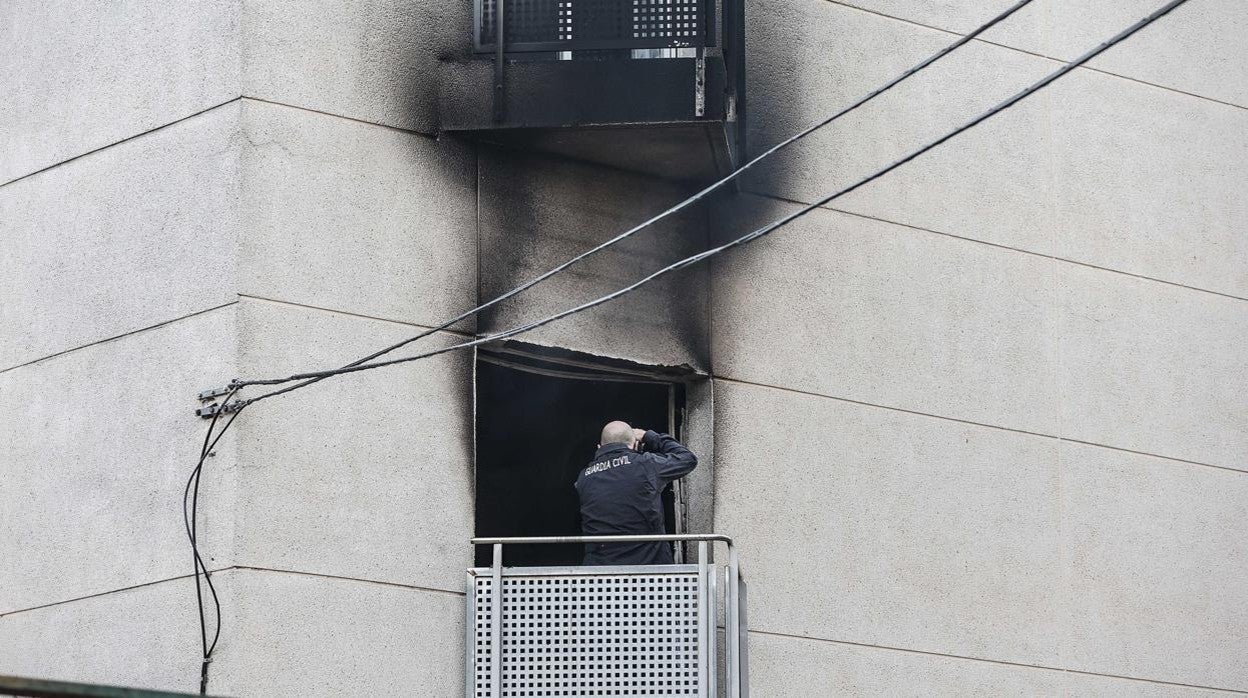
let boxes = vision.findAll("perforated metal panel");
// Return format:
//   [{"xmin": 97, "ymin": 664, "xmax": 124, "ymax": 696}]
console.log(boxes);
[
  {"xmin": 470, "ymin": 569, "xmax": 707, "ymax": 696},
  {"xmin": 477, "ymin": 0, "xmax": 710, "ymax": 52}
]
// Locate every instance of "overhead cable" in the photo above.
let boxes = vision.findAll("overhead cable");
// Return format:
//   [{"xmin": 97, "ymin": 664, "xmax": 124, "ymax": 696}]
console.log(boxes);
[
  {"xmin": 182, "ymin": 3, "xmax": 1193, "ymax": 686},
  {"xmin": 229, "ymin": 0, "xmax": 1038, "ymax": 399},
  {"xmin": 233, "ymin": 0, "xmax": 1192, "ymax": 396}
]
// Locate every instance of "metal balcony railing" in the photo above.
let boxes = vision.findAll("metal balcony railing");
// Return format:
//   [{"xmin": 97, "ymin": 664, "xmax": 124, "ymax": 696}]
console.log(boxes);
[
  {"xmin": 475, "ymin": 0, "xmax": 716, "ymax": 53},
  {"xmin": 467, "ymin": 534, "xmax": 748, "ymax": 697}
]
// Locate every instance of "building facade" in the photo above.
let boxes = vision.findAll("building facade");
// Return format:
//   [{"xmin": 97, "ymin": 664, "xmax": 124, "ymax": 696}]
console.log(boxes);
[{"xmin": 1, "ymin": 0, "xmax": 1245, "ymax": 695}]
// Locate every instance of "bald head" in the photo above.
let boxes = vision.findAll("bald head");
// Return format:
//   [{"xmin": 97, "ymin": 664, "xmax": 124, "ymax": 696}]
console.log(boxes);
[{"xmin": 600, "ymin": 421, "xmax": 636, "ymax": 448}]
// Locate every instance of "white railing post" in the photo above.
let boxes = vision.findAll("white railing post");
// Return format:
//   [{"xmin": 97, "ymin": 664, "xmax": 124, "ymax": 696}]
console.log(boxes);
[{"xmin": 490, "ymin": 543, "xmax": 503, "ymax": 696}]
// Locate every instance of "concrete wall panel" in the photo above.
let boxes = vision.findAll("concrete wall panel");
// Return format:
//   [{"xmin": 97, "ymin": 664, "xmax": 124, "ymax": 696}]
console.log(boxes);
[
  {"xmin": 711, "ymin": 197, "xmax": 1059, "ymax": 436},
  {"xmin": 0, "ymin": 0, "xmax": 240, "ymax": 182},
  {"xmin": 710, "ymin": 194, "xmax": 1247, "ymax": 467},
  {"xmin": 713, "ymin": 379, "xmax": 1063, "ymax": 666},
  {"xmin": 0, "ymin": 577, "xmax": 204, "ymax": 693},
  {"xmin": 1061, "ymin": 444, "xmax": 1248, "ymax": 689},
  {"xmin": 243, "ymin": 0, "xmax": 471, "ymax": 133},
  {"xmin": 233, "ymin": 298, "xmax": 473, "ymax": 593},
  {"xmin": 479, "ymin": 147, "xmax": 710, "ymax": 369},
  {"xmin": 0, "ymin": 307, "xmax": 237, "ymax": 615},
  {"xmin": 716, "ymin": 379, "xmax": 1248, "ymax": 690},
  {"xmin": 240, "ymin": 100, "xmax": 477, "ymax": 330},
  {"xmin": 746, "ymin": 0, "xmax": 1056, "ymax": 252},
  {"xmin": 1056, "ymin": 265, "xmax": 1248, "ymax": 470},
  {"xmin": 824, "ymin": 0, "xmax": 1247, "ymax": 108},
  {"xmin": 212, "ymin": 569, "xmax": 463, "ymax": 697},
  {"xmin": 827, "ymin": 71, "xmax": 1248, "ymax": 299},
  {"xmin": 746, "ymin": 1, "xmax": 1248, "ymax": 297},
  {"xmin": 1044, "ymin": 73, "xmax": 1248, "ymax": 298},
  {"xmin": 0, "ymin": 104, "xmax": 241, "ymax": 370}
]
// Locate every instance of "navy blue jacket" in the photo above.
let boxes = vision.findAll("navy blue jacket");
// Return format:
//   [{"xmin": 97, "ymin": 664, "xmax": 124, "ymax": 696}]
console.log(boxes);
[{"xmin": 574, "ymin": 430, "xmax": 698, "ymax": 565}]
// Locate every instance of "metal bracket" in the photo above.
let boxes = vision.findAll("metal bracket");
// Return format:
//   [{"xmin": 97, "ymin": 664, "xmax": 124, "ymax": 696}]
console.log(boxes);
[
  {"xmin": 198, "ymin": 386, "xmax": 233, "ymax": 401},
  {"xmin": 195, "ymin": 400, "xmax": 244, "ymax": 419},
  {"xmin": 493, "ymin": 0, "xmax": 507, "ymax": 122},
  {"xmin": 694, "ymin": 55, "xmax": 706, "ymax": 117}
]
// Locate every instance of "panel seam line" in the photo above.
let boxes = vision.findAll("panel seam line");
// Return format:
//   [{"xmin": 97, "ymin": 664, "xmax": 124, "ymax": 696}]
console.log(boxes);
[
  {"xmin": 0, "ymin": 566, "xmax": 463, "ymax": 619},
  {"xmin": 818, "ymin": 0, "xmax": 1247, "ymax": 113},
  {"xmin": 749, "ymin": 629, "xmax": 1248, "ymax": 694},
  {"xmin": 0, "ymin": 97, "xmax": 244, "ymax": 190},
  {"xmin": 237, "ymin": 293, "xmax": 476, "ymax": 339},
  {"xmin": 751, "ymin": 191, "xmax": 1248, "ymax": 303},
  {"xmin": 0, "ymin": 301, "xmax": 239, "ymax": 375},
  {"xmin": 231, "ymin": 565, "xmax": 466, "ymax": 597},
  {"xmin": 0, "ymin": 570, "xmax": 216, "ymax": 618},
  {"xmin": 241, "ymin": 96, "xmax": 439, "ymax": 140},
  {"xmin": 715, "ymin": 376, "xmax": 1244, "ymax": 475}
]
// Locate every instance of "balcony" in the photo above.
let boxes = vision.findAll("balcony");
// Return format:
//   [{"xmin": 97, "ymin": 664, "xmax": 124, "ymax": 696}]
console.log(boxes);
[
  {"xmin": 467, "ymin": 534, "xmax": 749, "ymax": 697},
  {"xmin": 439, "ymin": 0, "xmax": 746, "ymax": 181}
]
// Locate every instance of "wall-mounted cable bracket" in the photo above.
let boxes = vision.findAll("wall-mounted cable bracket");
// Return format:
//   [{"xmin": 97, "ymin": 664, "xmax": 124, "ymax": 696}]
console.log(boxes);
[
  {"xmin": 198, "ymin": 386, "xmax": 233, "ymax": 401},
  {"xmin": 195, "ymin": 400, "xmax": 245, "ymax": 419}
]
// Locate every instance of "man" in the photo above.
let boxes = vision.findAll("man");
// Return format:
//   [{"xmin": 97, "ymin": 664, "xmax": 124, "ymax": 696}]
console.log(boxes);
[{"xmin": 574, "ymin": 420, "xmax": 698, "ymax": 565}]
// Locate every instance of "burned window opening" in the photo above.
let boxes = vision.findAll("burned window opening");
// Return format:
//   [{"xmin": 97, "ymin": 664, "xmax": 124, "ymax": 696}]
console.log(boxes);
[{"xmin": 473, "ymin": 346, "xmax": 692, "ymax": 568}]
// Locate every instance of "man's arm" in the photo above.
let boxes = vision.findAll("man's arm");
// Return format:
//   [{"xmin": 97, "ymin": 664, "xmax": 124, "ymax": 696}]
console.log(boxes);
[{"xmin": 639, "ymin": 429, "xmax": 697, "ymax": 482}]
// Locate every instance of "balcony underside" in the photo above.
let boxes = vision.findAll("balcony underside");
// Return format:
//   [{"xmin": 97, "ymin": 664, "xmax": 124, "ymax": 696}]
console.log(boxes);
[{"xmin": 438, "ymin": 57, "xmax": 737, "ymax": 181}]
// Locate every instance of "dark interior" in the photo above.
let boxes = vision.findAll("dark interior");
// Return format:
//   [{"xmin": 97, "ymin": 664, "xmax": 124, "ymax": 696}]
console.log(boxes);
[{"xmin": 474, "ymin": 357, "xmax": 682, "ymax": 567}]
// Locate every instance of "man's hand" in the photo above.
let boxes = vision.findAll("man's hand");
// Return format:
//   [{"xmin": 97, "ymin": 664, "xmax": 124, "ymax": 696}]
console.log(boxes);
[{"xmin": 632, "ymin": 428, "xmax": 647, "ymax": 443}]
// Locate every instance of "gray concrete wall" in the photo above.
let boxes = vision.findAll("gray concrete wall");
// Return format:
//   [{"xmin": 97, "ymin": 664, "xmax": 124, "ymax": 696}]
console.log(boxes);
[
  {"xmin": 1, "ymin": 1, "xmax": 478, "ymax": 694},
  {"xmin": 1, "ymin": 3, "xmax": 243, "ymax": 691},
  {"xmin": 4, "ymin": 0, "xmax": 1245, "ymax": 696},
  {"xmin": 711, "ymin": 0, "xmax": 1248, "ymax": 695},
  {"xmin": 0, "ymin": 0, "xmax": 240, "ymax": 184}
]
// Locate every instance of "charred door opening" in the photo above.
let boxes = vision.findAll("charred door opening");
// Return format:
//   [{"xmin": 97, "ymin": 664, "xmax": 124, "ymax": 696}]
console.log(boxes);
[{"xmin": 474, "ymin": 350, "xmax": 685, "ymax": 567}]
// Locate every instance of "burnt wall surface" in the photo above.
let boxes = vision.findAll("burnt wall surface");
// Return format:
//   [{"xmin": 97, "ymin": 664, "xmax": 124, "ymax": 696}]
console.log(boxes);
[{"xmin": 477, "ymin": 144, "xmax": 711, "ymax": 370}]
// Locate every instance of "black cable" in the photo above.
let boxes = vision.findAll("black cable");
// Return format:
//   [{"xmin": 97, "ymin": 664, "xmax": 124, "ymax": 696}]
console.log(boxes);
[
  {"xmin": 233, "ymin": 0, "xmax": 1191, "ymax": 395},
  {"xmin": 191, "ymin": 409, "xmax": 243, "ymax": 694},
  {"xmin": 199, "ymin": 409, "xmax": 244, "ymax": 659},
  {"xmin": 184, "ymin": 407, "xmax": 221, "ymax": 664},
  {"xmin": 182, "ymin": 389, "xmax": 245, "ymax": 694},
  {"xmin": 180, "ymin": 1, "xmax": 1191, "ymax": 689},
  {"xmin": 229, "ymin": 0, "xmax": 1038, "ymax": 396}
]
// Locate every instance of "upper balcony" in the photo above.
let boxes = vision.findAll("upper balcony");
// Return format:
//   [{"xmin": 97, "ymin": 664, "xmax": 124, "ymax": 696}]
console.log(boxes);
[{"xmin": 439, "ymin": 0, "xmax": 746, "ymax": 181}]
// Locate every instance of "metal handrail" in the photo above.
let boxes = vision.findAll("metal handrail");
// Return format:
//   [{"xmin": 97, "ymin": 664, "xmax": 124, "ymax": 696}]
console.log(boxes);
[{"xmin": 472, "ymin": 533, "xmax": 733, "ymax": 547}]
